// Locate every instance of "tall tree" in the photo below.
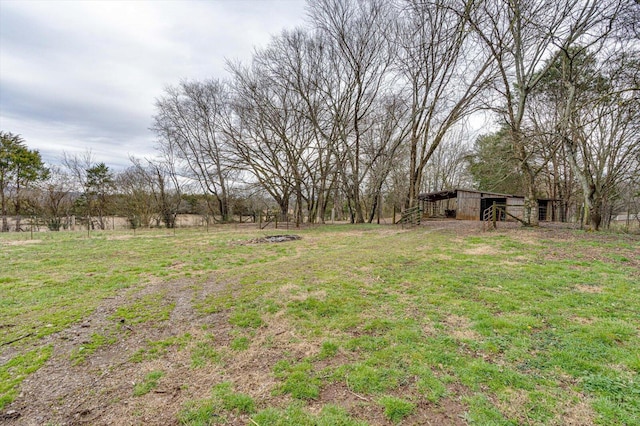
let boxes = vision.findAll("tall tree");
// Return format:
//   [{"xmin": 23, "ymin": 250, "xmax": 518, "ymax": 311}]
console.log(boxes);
[
  {"xmin": 553, "ymin": 48, "xmax": 640, "ymax": 229},
  {"xmin": 467, "ymin": 129, "xmax": 525, "ymax": 195},
  {"xmin": 86, "ymin": 163, "xmax": 114, "ymax": 230},
  {"xmin": 396, "ymin": 0, "xmax": 496, "ymax": 209},
  {"xmin": 38, "ymin": 165, "xmax": 74, "ymax": 231},
  {"xmin": 309, "ymin": 0, "xmax": 395, "ymax": 223},
  {"xmin": 153, "ymin": 80, "xmax": 235, "ymax": 222},
  {"xmin": 0, "ymin": 131, "xmax": 48, "ymax": 232},
  {"xmin": 464, "ymin": 0, "xmax": 625, "ymax": 225}
]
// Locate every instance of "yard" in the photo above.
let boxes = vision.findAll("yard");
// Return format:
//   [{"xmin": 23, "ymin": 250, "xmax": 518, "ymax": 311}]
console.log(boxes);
[{"xmin": 1, "ymin": 223, "xmax": 638, "ymax": 425}]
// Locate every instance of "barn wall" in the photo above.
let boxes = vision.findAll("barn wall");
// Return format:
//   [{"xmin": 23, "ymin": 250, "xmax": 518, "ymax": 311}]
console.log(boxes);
[
  {"xmin": 506, "ymin": 197, "xmax": 525, "ymax": 221},
  {"xmin": 423, "ymin": 198, "xmax": 458, "ymax": 217},
  {"xmin": 456, "ymin": 190, "xmax": 481, "ymax": 220}
]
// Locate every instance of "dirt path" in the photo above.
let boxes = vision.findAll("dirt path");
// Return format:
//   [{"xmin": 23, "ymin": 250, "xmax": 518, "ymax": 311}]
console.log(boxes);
[{"xmin": 3, "ymin": 277, "xmax": 231, "ymax": 426}]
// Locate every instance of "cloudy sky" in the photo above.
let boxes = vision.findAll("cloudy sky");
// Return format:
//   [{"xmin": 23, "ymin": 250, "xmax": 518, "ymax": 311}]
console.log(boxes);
[{"xmin": 0, "ymin": 0, "xmax": 308, "ymax": 169}]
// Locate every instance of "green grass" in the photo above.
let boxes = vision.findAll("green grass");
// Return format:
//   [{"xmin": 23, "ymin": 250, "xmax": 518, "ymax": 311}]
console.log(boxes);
[
  {"xmin": 1, "ymin": 225, "xmax": 639, "ymax": 424},
  {"xmin": 130, "ymin": 334, "xmax": 192, "ymax": 363},
  {"xmin": 274, "ymin": 359, "xmax": 322, "ymax": 399},
  {"xmin": 112, "ymin": 292, "xmax": 175, "ymax": 325},
  {"xmin": 133, "ymin": 370, "xmax": 164, "ymax": 396},
  {"xmin": 378, "ymin": 395, "xmax": 415, "ymax": 423},
  {"xmin": 252, "ymin": 403, "xmax": 366, "ymax": 425},
  {"xmin": 178, "ymin": 382, "xmax": 256, "ymax": 425},
  {"xmin": 0, "ymin": 345, "xmax": 52, "ymax": 409},
  {"xmin": 191, "ymin": 340, "xmax": 221, "ymax": 369}
]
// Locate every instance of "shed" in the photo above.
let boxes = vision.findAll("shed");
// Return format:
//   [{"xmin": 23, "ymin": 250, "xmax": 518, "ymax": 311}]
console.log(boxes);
[{"xmin": 418, "ymin": 189, "xmax": 526, "ymax": 221}]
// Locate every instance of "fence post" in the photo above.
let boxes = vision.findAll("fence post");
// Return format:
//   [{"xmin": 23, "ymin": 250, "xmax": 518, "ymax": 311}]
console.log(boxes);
[{"xmin": 492, "ymin": 201, "xmax": 497, "ymax": 229}]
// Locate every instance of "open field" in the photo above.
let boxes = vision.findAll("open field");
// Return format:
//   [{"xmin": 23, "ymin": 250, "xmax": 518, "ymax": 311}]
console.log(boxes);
[{"xmin": 1, "ymin": 223, "xmax": 639, "ymax": 425}]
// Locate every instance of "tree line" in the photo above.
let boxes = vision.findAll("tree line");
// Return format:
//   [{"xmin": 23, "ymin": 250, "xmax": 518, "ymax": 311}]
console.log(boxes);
[{"xmin": 2, "ymin": 0, "xmax": 639, "ymax": 231}]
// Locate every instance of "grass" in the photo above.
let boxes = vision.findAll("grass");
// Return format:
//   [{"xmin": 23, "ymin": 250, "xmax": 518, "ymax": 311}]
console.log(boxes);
[
  {"xmin": 378, "ymin": 395, "xmax": 415, "ymax": 423},
  {"xmin": 133, "ymin": 370, "xmax": 164, "ymax": 396},
  {"xmin": 0, "ymin": 345, "xmax": 52, "ymax": 408},
  {"xmin": 70, "ymin": 332, "xmax": 117, "ymax": 365},
  {"xmin": 1, "ymin": 224, "xmax": 639, "ymax": 423},
  {"xmin": 178, "ymin": 382, "xmax": 255, "ymax": 425}
]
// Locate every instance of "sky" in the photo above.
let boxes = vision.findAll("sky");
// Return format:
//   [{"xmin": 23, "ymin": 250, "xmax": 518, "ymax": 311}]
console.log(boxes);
[{"xmin": 0, "ymin": 0, "xmax": 308, "ymax": 170}]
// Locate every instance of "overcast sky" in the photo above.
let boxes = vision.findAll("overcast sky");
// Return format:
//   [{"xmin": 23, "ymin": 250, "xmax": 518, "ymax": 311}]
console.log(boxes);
[{"xmin": 0, "ymin": 0, "xmax": 308, "ymax": 170}]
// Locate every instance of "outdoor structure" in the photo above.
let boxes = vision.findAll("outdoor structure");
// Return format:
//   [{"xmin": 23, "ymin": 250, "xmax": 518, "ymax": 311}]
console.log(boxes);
[{"xmin": 417, "ymin": 188, "xmax": 560, "ymax": 222}]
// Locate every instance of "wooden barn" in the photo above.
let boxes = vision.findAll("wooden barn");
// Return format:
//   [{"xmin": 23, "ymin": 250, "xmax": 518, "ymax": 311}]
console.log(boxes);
[{"xmin": 418, "ymin": 188, "xmax": 527, "ymax": 221}]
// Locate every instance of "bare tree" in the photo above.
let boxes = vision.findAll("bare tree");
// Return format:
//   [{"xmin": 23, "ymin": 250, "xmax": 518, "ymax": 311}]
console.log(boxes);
[
  {"xmin": 394, "ymin": 0, "xmax": 496, "ymax": 209},
  {"xmin": 556, "ymin": 49, "xmax": 639, "ymax": 229},
  {"xmin": 251, "ymin": 29, "xmax": 340, "ymax": 224},
  {"xmin": 226, "ymin": 61, "xmax": 300, "ymax": 223},
  {"xmin": 62, "ymin": 150, "xmax": 95, "ymax": 230},
  {"xmin": 38, "ymin": 165, "xmax": 75, "ymax": 231},
  {"xmin": 153, "ymin": 80, "xmax": 235, "ymax": 222},
  {"xmin": 117, "ymin": 160, "xmax": 157, "ymax": 228},
  {"xmin": 309, "ymin": 0, "xmax": 396, "ymax": 223},
  {"xmin": 421, "ymin": 125, "xmax": 474, "ymax": 193}
]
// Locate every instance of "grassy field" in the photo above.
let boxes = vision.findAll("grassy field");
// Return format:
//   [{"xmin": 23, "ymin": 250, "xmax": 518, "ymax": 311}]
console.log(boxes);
[{"xmin": 0, "ymin": 224, "xmax": 639, "ymax": 425}]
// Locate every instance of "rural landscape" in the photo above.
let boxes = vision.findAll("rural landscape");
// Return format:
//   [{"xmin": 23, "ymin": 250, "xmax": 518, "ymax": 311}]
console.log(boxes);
[
  {"xmin": 1, "ymin": 0, "xmax": 639, "ymax": 424},
  {"xmin": 1, "ymin": 223, "xmax": 639, "ymax": 425}
]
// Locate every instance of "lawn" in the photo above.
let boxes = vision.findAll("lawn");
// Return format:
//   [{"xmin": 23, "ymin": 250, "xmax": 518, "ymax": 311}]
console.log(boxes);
[{"xmin": 0, "ymin": 224, "xmax": 638, "ymax": 425}]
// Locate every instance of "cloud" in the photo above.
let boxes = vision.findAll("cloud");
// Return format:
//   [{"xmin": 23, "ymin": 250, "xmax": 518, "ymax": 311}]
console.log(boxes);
[{"xmin": 0, "ymin": 0, "xmax": 308, "ymax": 170}]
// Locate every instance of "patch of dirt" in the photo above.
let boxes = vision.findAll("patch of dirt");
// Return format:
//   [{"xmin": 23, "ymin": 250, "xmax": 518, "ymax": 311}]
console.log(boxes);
[
  {"xmin": 106, "ymin": 235, "xmax": 133, "ymax": 241},
  {"xmin": 492, "ymin": 389, "xmax": 530, "ymax": 424},
  {"xmin": 571, "ymin": 316, "xmax": 596, "ymax": 325},
  {"xmin": 2, "ymin": 277, "xmax": 230, "ymax": 426},
  {"xmin": 237, "ymin": 234, "xmax": 302, "ymax": 245},
  {"xmin": 1, "ymin": 239, "xmax": 42, "ymax": 246},
  {"xmin": 442, "ymin": 314, "xmax": 481, "ymax": 341},
  {"xmin": 463, "ymin": 245, "xmax": 501, "ymax": 256},
  {"xmin": 555, "ymin": 395, "xmax": 597, "ymax": 425},
  {"xmin": 574, "ymin": 284, "xmax": 603, "ymax": 294}
]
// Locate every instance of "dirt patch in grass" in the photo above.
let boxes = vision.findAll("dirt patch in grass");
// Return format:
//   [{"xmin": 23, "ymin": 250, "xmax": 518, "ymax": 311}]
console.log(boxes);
[
  {"xmin": 237, "ymin": 234, "xmax": 302, "ymax": 245},
  {"xmin": 106, "ymin": 234, "xmax": 133, "ymax": 240},
  {"xmin": 574, "ymin": 284, "xmax": 604, "ymax": 294},
  {"xmin": 556, "ymin": 396, "xmax": 597, "ymax": 425},
  {"xmin": 443, "ymin": 314, "xmax": 481, "ymax": 341},
  {"xmin": 463, "ymin": 245, "xmax": 501, "ymax": 256},
  {"xmin": 571, "ymin": 316, "xmax": 596, "ymax": 325},
  {"xmin": 1, "ymin": 239, "xmax": 42, "ymax": 246}
]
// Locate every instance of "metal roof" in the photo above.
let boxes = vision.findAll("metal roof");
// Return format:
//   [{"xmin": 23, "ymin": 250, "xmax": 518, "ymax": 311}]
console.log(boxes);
[{"xmin": 417, "ymin": 188, "xmax": 524, "ymax": 202}]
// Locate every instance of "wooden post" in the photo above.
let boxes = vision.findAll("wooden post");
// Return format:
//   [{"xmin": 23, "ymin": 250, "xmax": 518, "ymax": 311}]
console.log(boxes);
[{"xmin": 492, "ymin": 201, "xmax": 497, "ymax": 229}]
